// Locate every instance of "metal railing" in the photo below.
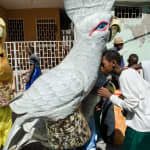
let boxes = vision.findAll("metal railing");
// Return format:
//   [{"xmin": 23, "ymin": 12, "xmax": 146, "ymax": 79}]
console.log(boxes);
[{"xmin": 5, "ymin": 41, "xmax": 73, "ymax": 93}]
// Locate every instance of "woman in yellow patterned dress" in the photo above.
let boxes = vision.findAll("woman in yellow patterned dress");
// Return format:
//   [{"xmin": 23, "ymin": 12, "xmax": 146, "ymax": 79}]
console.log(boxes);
[{"xmin": 0, "ymin": 17, "xmax": 14, "ymax": 149}]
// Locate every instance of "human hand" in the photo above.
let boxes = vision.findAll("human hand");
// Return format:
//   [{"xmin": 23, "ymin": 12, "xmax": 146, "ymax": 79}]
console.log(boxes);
[
  {"xmin": 130, "ymin": 63, "xmax": 141, "ymax": 70},
  {"xmin": 96, "ymin": 105, "xmax": 101, "ymax": 111},
  {"xmin": 97, "ymin": 87, "xmax": 112, "ymax": 99},
  {"xmin": 0, "ymin": 99, "xmax": 9, "ymax": 107}
]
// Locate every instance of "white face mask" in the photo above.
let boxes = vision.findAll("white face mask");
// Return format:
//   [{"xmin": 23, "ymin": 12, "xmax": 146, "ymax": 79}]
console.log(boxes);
[{"xmin": 0, "ymin": 26, "xmax": 4, "ymax": 38}]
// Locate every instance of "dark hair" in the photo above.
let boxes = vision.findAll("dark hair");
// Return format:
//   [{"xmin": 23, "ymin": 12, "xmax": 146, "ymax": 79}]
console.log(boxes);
[
  {"xmin": 102, "ymin": 50, "xmax": 122, "ymax": 65},
  {"xmin": 128, "ymin": 53, "xmax": 139, "ymax": 66},
  {"xmin": 128, "ymin": 54, "xmax": 138, "ymax": 61}
]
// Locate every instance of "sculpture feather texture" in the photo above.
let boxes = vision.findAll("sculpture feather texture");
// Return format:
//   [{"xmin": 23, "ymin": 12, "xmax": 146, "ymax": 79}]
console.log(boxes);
[{"xmin": 4, "ymin": 0, "xmax": 118, "ymax": 149}]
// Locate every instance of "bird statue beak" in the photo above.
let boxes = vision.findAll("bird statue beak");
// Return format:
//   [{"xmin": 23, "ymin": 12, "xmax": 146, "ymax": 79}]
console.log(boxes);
[{"xmin": 109, "ymin": 17, "xmax": 121, "ymax": 41}]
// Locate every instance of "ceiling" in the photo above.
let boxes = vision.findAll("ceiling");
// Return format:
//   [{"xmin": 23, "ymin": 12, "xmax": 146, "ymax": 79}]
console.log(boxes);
[{"xmin": 0, "ymin": 0, "xmax": 149, "ymax": 10}]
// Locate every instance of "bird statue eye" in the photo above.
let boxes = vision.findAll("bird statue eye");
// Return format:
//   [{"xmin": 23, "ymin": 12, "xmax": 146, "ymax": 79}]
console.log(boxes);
[
  {"xmin": 89, "ymin": 21, "xmax": 109, "ymax": 36},
  {"xmin": 97, "ymin": 22, "xmax": 108, "ymax": 30}
]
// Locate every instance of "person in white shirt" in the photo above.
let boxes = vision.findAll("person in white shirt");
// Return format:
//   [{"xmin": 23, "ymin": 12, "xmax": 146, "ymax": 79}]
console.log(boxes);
[
  {"xmin": 98, "ymin": 50, "xmax": 150, "ymax": 150},
  {"xmin": 141, "ymin": 61, "xmax": 150, "ymax": 83},
  {"xmin": 132, "ymin": 60, "xmax": 150, "ymax": 84}
]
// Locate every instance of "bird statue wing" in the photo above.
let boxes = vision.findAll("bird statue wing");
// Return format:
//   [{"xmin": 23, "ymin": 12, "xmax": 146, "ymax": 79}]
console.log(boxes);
[
  {"xmin": 10, "ymin": 67, "xmax": 84, "ymax": 121},
  {"xmin": 4, "ymin": 67, "xmax": 84, "ymax": 150}
]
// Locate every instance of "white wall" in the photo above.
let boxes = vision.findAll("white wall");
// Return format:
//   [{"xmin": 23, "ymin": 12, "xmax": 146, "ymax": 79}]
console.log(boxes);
[{"xmin": 107, "ymin": 6, "xmax": 150, "ymax": 65}]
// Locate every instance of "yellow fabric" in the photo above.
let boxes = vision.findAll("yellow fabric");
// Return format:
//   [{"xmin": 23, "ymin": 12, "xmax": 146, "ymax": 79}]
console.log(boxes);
[
  {"xmin": 0, "ymin": 18, "xmax": 14, "ymax": 148},
  {"xmin": 0, "ymin": 82, "xmax": 14, "ymax": 148},
  {"xmin": 0, "ymin": 18, "xmax": 6, "ymax": 43},
  {"xmin": 0, "ymin": 18, "xmax": 12, "ymax": 83},
  {"xmin": 0, "ymin": 48, "xmax": 13, "ymax": 83},
  {"xmin": 0, "ymin": 106, "xmax": 12, "ymax": 147}
]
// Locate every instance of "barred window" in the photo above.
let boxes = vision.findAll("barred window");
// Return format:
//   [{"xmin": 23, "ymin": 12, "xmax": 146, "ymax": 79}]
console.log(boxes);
[
  {"xmin": 60, "ymin": 29, "xmax": 73, "ymax": 41},
  {"xmin": 36, "ymin": 18, "xmax": 57, "ymax": 41},
  {"xmin": 8, "ymin": 19, "xmax": 24, "ymax": 41},
  {"xmin": 115, "ymin": 7, "xmax": 142, "ymax": 18}
]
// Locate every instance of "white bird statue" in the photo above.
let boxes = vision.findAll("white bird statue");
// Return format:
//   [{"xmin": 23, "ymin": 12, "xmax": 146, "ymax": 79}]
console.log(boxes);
[{"xmin": 4, "ymin": 0, "xmax": 120, "ymax": 149}]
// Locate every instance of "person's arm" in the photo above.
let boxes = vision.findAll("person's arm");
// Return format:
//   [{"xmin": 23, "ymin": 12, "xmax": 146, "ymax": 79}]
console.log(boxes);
[
  {"xmin": 109, "ymin": 94, "xmax": 139, "ymax": 112},
  {"xmin": 98, "ymin": 69, "xmax": 141, "ymax": 113},
  {"xmin": 130, "ymin": 63, "xmax": 142, "ymax": 70},
  {"xmin": 98, "ymin": 88, "xmax": 139, "ymax": 113},
  {"xmin": 12, "ymin": 75, "xmax": 16, "ymax": 92}
]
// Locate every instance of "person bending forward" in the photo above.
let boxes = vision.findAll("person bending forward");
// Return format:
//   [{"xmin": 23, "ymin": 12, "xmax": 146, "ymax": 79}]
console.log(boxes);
[{"xmin": 98, "ymin": 50, "xmax": 150, "ymax": 150}]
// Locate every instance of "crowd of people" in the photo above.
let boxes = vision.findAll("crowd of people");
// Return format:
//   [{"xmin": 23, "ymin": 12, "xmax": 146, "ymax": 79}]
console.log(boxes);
[
  {"xmin": 84, "ymin": 37, "xmax": 150, "ymax": 150},
  {"xmin": 98, "ymin": 50, "xmax": 150, "ymax": 150}
]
